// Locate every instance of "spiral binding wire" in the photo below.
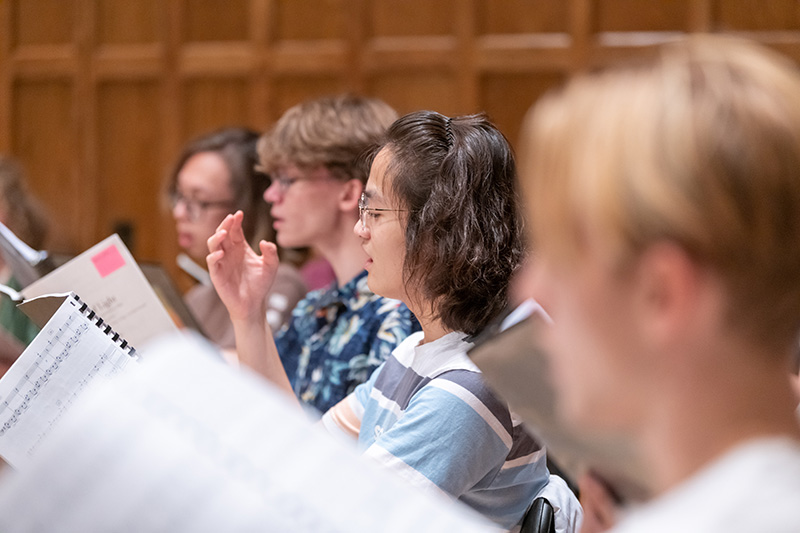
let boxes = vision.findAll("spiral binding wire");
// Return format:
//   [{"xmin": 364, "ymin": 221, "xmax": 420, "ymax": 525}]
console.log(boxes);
[{"xmin": 71, "ymin": 293, "xmax": 137, "ymax": 357}]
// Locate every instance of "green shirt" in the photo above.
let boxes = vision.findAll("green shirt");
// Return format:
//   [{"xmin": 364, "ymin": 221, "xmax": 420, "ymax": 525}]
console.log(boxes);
[{"xmin": 0, "ymin": 276, "xmax": 39, "ymax": 346}]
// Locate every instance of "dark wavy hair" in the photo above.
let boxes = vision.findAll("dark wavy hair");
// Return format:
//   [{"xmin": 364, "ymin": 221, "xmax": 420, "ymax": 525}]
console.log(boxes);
[
  {"xmin": 166, "ymin": 127, "xmax": 272, "ymax": 246},
  {"xmin": 378, "ymin": 111, "xmax": 525, "ymax": 336}
]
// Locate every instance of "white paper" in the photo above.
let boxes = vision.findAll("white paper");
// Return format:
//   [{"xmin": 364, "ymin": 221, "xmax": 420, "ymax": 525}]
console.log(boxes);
[
  {"xmin": 0, "ymin": 333, "xmax": 498, "ymax": 533},
  {"xmin": 0, "ymin": 295, "xmax": 136, "ymax": 469},
  {"xmin": 21, "ymin": 234, "xmax": 178, "ymax": 348}
]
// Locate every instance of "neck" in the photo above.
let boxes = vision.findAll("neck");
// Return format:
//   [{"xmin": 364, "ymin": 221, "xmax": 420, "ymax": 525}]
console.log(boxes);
[
  {"xmin": 404, "ymin": 298, "xmax": 451, "ymax": 345},
  {"xmin": 313, "ymin": 217, "xmax": 368, "ymax": 286},
  {"xmin": 638, "ymin": 346, "xmax": 800, "ymax": 495}
]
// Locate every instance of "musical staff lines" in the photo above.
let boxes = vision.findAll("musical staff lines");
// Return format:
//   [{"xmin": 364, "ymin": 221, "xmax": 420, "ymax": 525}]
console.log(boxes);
[{"xmin": 0, "ymin": 296, "xmax": 137, "ymax": 468}]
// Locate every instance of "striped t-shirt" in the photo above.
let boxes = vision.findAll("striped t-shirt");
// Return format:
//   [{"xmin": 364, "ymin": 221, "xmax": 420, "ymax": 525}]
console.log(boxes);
[{"xmin": 323, "ymin": 331, "xmax": 549, "ymax": 529}]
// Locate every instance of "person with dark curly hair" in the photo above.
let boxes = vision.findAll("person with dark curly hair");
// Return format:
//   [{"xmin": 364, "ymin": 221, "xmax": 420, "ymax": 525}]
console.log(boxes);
[{"xmin": 207, "ymin": 111, "xmax": 550, "ymax": 529}]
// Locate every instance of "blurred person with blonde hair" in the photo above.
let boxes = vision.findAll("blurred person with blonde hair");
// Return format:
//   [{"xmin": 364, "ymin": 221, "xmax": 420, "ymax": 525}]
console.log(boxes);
[{"xmin": 519, "ymin": 35, "xmax": 800, "ymax": 532}]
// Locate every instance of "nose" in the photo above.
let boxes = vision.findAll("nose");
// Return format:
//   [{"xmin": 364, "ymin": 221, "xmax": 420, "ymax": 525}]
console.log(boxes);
[
  {"xmin": 264, "ymin": 180, "xmax": 281, "ymax": 203},
  {"xmin": 172, "ymin": 198, "xmax": 188, "ymax": 221},
  {"xmin": 353, "ymin": 218, "xmax": 369, "ymax": 239}
]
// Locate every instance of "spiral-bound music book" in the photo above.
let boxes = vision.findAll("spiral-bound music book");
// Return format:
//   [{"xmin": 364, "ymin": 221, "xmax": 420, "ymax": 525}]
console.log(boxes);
[{"xmin": 0, "ymin": 292, "xmax": 138, "ymax": 469}]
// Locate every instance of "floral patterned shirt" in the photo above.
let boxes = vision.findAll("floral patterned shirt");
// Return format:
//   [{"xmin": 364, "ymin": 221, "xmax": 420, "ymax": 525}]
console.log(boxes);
[{"xmin": 276, "ymin": 270, "xmax": 419, "ymax": 414}]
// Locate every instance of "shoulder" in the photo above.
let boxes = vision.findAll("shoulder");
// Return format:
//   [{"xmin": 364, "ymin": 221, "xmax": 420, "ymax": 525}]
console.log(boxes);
[
  {"xmin": 268, "ymin": 263, "xmax": 308, "ymax": 306},
  {"xmin": 398, "ymin": 333, "xmax": 512, "ymax": 423},
  {"xmin": 183, "ymin": 283, "xmax": 224, "ymax": 316},
  {"xmin": 614, "ymin": 437, "xmax": 800, "ymax": 533},
  {"xmin": 423, "ymin": 369, "xmax": 513, "ymax": 427},
  {"xmin": 183, "ymin": 282, "xmax": 216, "ymax": 303},
  {"xmin": 290, "ymin": 284, "xmax": 331, "ymax": 312}
]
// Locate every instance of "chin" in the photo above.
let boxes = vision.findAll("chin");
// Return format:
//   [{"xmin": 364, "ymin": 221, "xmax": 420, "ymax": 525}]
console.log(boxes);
[
  {"xmin": 365, "ymin": 276, "xmax": 383, "ymax": 297},
  {"xmin": 365, "ymin": 276, "xmax": 390, "ymax": 299},
  {"xmin": 276, "ymin": 232, "xmax": 304, "ymax": 250},
  {"xmin": 188, "ymin": 250, "xmax": 208, "ymax": 264},
  {"xmin": 368, "ymin": 279, "xmax": 407, "ymax": 304}
]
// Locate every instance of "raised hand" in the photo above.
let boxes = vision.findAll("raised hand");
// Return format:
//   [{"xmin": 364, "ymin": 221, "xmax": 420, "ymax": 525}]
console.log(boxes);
[{"xmin": 206, "ymin": 211, "xmax": 280, "ymax": 323}]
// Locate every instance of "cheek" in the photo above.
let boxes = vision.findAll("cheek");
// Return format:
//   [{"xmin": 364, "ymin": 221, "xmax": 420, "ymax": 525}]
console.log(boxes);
[
  {"xmin": 533, "ymin": 271, "xmax": 613, "ymax": 417},
  {"xmin": 295, "ymin": 194, "xmax": 335, "ymax": 223},
  {"xmin": 546, "ymin": 283, "xmax": 648, "ymax": 431},
  {"xmin": 544, "ymin": 314, "xmax": 615, "ymax": 429},
  {"xmin": 390, "ymin": 233, "xmax": 406, "ymax": 263},
  {"xmin": 200, "ymin": 216, "xmax": 226, "ymax": 239}
]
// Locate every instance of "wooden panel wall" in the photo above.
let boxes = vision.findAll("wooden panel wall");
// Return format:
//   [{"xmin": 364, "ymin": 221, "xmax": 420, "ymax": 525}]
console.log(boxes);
[{"xmin": 1, "ymin": 0, "xmax": 799, "ymax": 289}]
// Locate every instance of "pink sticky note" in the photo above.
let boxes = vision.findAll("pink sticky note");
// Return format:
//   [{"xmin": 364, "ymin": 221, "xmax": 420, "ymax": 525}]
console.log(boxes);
[{"xmin": 91, "ymin": 245, "xmax": 126, "ymax": 278}]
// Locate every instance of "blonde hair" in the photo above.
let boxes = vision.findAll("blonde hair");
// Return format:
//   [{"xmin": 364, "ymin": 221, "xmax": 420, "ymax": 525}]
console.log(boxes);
[
  {"xmin": 257, "ymin": 94, "xmax": 397, "ymax": 184},
  {"xmin": 520, "ymin": 35, "xmax": 800, "ymax": 349}
]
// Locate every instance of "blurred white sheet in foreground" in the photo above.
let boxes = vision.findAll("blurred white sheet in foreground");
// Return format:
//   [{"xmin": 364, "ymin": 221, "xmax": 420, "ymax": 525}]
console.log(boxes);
[{"xmin": 0, "ymin": 333, "xmax": 497, "ymax": 533}]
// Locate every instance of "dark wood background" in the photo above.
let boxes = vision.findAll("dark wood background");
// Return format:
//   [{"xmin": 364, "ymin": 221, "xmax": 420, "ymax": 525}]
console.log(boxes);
[{"xmin": 1, "ymin": 0, "xmax": 798, "ymax": 290}]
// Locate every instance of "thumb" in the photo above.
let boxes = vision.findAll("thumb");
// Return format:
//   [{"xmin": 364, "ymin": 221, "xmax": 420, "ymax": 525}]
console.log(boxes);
[{"xmin": 259, "ymin": 240, "xmax": 278, "ymax": 261}]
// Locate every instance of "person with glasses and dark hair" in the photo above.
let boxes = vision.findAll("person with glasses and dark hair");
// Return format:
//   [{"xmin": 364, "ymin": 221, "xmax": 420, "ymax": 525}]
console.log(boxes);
[
  {"xmin": 207, "ymin": 110, "xmax": 550, "ymax": 529},
  {"xmin": 209, "ymin": 95, "xmax": 418, "ymax": 414},
  {"xmin": 167, "ymin": 127, "xmax": 306, "ymax": 350}
]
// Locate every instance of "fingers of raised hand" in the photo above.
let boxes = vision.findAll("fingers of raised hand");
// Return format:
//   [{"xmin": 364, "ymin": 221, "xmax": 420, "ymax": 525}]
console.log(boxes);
[
  {"xmin": 227, "ymin": 211, "xmax": 247, "ymax": 245},
  {"xmin": 207, "ymin": 228, "xmax": 229, "ymax": 254},
  {"xmin": 259, "ymin": 240, "xmax": 278, "ymax": 261}
]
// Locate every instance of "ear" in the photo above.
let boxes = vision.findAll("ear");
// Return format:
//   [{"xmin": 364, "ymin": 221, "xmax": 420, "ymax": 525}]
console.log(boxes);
[
  {"xmin": 338, "ymin": 178, "xmax": 363, "ymax": 213},
  {"xmin": 633, "ymin": 242, "xmax": 714, "ymax": 351}
]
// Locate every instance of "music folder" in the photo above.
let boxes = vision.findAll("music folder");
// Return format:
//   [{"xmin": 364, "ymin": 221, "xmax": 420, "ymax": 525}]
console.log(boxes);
[{"xmin": 468, "ymin": 315, "xmax": 652, "ymax": 504}]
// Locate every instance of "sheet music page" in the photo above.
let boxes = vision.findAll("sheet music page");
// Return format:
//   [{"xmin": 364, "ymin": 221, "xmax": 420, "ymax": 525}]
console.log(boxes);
[
  {"xmin": 0, "ymin": 296, "xmax": 136, "ymax": 469},
  {"xmin": 21, "ymin": 234, "xmax": 178, "ymax": 348},
  {"xmin": 0, "ymin": 334, "xmax": 498, "ymax": 533}
]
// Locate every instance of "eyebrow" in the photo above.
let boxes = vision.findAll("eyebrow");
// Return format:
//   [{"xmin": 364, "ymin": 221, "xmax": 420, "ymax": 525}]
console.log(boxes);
[{"xmin": 363, "ymin": 189, "xmax": 383, "ymax": 202}]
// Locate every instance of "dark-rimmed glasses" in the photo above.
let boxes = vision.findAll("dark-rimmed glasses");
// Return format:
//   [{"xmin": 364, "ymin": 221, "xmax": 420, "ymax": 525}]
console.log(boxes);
[{"xmin": 170, "ymin": 191, "xmax": 235, "ymax": 221}]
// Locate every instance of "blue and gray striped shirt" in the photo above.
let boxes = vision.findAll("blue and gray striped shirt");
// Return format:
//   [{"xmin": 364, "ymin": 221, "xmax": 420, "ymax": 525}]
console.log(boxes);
[{"xmin": 342, "ymin": 331, "xmax": 549, "ymax": 529}]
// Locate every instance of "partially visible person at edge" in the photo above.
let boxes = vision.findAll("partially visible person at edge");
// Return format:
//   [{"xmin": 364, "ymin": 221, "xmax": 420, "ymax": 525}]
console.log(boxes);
[
  {"xmin": 519, "ymin": 35, "xmax": 800, "ymax": 533},
  {"xmin": 208, "ymin": 110, "xmax": 550, "ymax": 529},
  {"xmin": 221, "ymin": 95, "xmax": 417, "ymax": 413},
  {"xmin": 167, "ymin": 127, "xmax": 306, "ymax": 350},
  {"xmin": 0, "ymin": 156, "xmax": 49, "ymax": 375}
]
